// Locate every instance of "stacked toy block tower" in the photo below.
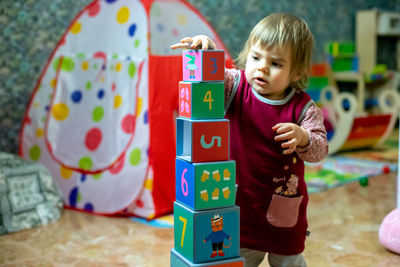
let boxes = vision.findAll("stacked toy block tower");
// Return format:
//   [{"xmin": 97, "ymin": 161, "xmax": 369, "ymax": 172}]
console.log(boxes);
[{"xmin": 170, "ymin": 50, "xmax": 245, "ymax": 266}]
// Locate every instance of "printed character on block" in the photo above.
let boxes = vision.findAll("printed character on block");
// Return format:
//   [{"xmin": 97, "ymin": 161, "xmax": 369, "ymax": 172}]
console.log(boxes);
[
  {"xmin": 171, "ymin": 248, "xmax": 245, "ymax": 267},
  {"xmin": 183, "ymin": 50, "xmax": 224, "ymax": 82},
  {"xmin": 203, "ymin": 214, "xmax": 231, "ymax": 258},
  {"xmin": 176, "ymin": 118, "xmax": 229, "ymax": 163},
  {"xmin": 179, "ymin": 81, "xmax": 224, "ymax": 119},
  {"xmin": 176, "ymin": 158, "xmax": 236, "ymax": 210},
  {"xmin": 173, "ymin": 202, "xmax": 240, "ymax": 263}
]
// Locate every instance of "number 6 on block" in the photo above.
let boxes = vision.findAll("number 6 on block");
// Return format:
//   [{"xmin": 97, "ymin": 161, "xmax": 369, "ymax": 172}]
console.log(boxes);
[{"xmin": 181, "ymin": 168, "xmax": 189, "ymax": 196}]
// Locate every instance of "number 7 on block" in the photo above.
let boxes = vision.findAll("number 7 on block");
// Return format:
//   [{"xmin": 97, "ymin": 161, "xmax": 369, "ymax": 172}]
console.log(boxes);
[{"xmin": 179, "ymin": 216, "xmax": 187, "ymax": 247}]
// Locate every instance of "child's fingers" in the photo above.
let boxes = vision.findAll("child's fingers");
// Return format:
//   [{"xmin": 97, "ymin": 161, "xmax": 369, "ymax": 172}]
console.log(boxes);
[
  {"xmin": 281, "ymin": 138, "xmax": 296, "ymax": 148},
  {"xmin": 180, "ymin": 37, "xmax": 194, "ymax": 43},
  {"xmin": 283, "ymin": 147, "xmax": 295, "ymax": 154},
  {"xmin": 170, "ymin": 43, "xmax": 190, "ymax": 49},
  {"xmin": 201, "ymin": 37, "xmax": 214, "ymax": 49},
  {"xmin": 272, "ymin": 123, "xmax": 285, "ymax": 131},
  {"xmin": 170, "ymin": 37, "xmax": 194, "ymax": 49},
  {"xmin": 191, "ymin": 37, "xmax": 203, "ymax": 49},
  {"xmin": 280, "ymin": 139, "xmax": 296, "ymax": 154},
  {"xmin": 171, "ymin": 35, "xmax": 216, "ymax": 50},
  {"xmin": 274, "ymin": 131, "xmax": 293, "ymax": 142},
  {"xmin": 201, "ymin": 38, "xmax": 210, "ymax": 49},
  {"xmin": 272, "ymin": 123, "xmax": 291, "ymax": 134}
]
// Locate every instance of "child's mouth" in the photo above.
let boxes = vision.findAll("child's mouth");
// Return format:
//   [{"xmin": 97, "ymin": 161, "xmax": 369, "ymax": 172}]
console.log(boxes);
[{"xmin": 255, "ymin": 77, "xmax": 267, "ymax": 85}]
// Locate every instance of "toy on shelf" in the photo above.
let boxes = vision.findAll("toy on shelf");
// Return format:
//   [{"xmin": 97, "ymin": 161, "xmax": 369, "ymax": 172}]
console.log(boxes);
[
  {"xmin": 325, "ymin": 42, "xmax": 359, "ymax": 72},
  {"xmin": 305, "ymin": 63, "xmax": 336, "ymax": 140},
  {"xmin": 305, "ymin": 41, "xmax": 400, "ymax": 154},
  {"xmin": 171, "ymin": 50, "xmax": 244, "ymax": 266},
  {"xmin": 356, "ymin": 10, "xmax": 400, "ymax": 74},
  {"xmin": 305, "ymin": 63, "xmax": 331, "ymax": 105},
  {"xmin": 320, "ymin": 85, "xmax": 399, "ymax": 154},
  {"xmin": 379, "ymin": 116, "xmax": 400, "ymax": 255}
]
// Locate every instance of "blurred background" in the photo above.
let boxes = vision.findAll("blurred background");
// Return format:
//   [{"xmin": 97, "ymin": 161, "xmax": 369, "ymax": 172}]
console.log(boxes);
[{"xmin": 1, "ymin": 0, "xmax": 400, "ymax": 154}]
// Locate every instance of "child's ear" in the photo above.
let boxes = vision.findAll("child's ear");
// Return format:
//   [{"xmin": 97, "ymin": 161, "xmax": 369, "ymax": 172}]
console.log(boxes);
[{"xmin": 291, "ymin": 72, "xmax": 302, "ymax": 82}]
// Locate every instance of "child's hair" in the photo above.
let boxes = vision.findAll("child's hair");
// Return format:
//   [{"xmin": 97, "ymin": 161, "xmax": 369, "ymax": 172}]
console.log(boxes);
[{"xmin": 236, "ymin": 13, "xmax": 314, "ymax": 89}]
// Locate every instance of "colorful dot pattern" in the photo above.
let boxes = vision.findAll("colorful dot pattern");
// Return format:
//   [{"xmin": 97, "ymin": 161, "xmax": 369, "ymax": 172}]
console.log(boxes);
[
  {"xmin": 150, "ymin": 1, "xmax": 224, "ymax": 56},
  {"xmin": 21, "ymin": 0, "xmax": 225, "ymax": 218},
  {"xmin": 23, "ymin": 0, "xmax": 151, "ymax": 216}
]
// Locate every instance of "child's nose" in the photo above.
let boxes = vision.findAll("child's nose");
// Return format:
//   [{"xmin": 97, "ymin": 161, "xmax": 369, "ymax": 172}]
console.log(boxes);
[{"xmin": 257, "ymin": 63, "xmax": 269, "ymax": 73}]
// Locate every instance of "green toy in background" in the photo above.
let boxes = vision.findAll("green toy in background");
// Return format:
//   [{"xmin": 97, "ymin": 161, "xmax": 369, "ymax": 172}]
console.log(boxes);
[
  {"xmin": 171, "ymin": 50, "xmax": 245, "ymax": 266},
  {"xmin": 325, "ymin": 42, "xmax": 359, "ymax": 72}
]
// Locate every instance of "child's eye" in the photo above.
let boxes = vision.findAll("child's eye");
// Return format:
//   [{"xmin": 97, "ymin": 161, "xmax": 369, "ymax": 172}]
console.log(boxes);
[{"xmin": 272, "ymin": 62, "xmax": 282, "ymax": 67}]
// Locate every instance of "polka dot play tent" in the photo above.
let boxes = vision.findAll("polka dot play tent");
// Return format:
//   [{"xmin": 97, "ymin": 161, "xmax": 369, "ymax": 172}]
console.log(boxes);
[{"xmin": 19, "ymin": 0, "xmax": 232, "ymax": 219}]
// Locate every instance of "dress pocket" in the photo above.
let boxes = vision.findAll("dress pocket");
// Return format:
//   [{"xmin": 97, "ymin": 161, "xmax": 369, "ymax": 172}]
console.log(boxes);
[{"xmin": 266, "ymin": 194, "xmax": 303, "ymax": 228}]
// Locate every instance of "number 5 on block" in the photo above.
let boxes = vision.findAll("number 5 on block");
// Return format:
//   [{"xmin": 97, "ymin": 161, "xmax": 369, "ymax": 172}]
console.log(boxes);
[{"xmin": 176, "ymin": 118, "xmax": 229, "ymax": 163}]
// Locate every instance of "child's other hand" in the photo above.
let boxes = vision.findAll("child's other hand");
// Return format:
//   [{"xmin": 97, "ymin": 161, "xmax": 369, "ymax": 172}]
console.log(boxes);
[
  {"xmin": 170, "ymin": 35, "xmax": 216, "ymax": 50},
  {"xmin": 272, "ymin": 123, "xmax": 309, "ymax": 154}
]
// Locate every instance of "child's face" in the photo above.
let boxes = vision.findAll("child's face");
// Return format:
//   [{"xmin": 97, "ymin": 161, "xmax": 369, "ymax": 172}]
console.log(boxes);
[{"xmin": 245, "ymin": 41, "xmax": 299, "ymax": 100}]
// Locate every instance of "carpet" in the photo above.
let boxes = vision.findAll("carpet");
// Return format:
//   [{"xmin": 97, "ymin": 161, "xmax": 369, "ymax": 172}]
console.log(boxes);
[{"xmin": 305, "ymin": 129, "xmax": 398, "ymax": 193}]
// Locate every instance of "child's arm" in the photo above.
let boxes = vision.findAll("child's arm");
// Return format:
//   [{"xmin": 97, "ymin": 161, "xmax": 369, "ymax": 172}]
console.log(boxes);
[
  {"xmin": 224, "ymin": 69, "xmax": 240, "ymax": 110},
  {"xmin": 273, "ymin": 103, "xmax": 328, "ymax": 162},
  {"xmin": 295, "ymin": 104, "xmax": 328, "ymax": 162}
]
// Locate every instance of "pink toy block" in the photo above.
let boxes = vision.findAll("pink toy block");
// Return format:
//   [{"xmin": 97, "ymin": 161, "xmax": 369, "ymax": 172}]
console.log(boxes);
[{"xmin": 183, "ymin": 50, "xmax": 224, "ymax": 82}]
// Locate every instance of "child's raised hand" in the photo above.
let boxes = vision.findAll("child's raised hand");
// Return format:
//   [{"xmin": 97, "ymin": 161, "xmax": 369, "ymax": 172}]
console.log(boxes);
[
  {"xmin": 170, "ymin": 35, "xmax": 216, "ymax": 50},
  {"xmin": 272, "ymin": 123, "xmax": 309, "ymax": 154}
]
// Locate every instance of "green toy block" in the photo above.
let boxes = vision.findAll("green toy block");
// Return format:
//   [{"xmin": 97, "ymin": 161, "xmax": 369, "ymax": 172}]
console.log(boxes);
[
  {"xmin": 176, "ymin": 158, "xmax": 236, "ymax": 211},
  {"xmin": 179, "ymin": 82, "xmax": 224, "ymax": 119},
  {"xmin": 325, "ymin": 42, "xmax": 355, "ymax": 57},
  {"xmin": 308, "ymin": 77, "xmax": 329, "ymax": 89},
  {"xmin": 173, "ymin": 202, "xmax": 240, "ymax": 263},
  {"xmin": 327, "ymin": 55, "xmax": 359, "ymax": 72}
]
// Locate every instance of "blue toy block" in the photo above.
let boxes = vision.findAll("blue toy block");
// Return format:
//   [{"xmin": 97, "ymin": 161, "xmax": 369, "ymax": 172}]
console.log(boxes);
[
  {"xmin": 305, "ymin": 88, "xmax": 321, "ymax": 103},
  {"xmin": 176, "ymin": 158, "xmax": 236, "ymax": 211},
  {"xmin": 171, "ymin": 248, "xmax": 245, "ymax": 266},
  {"xmin": 183, "ymin": 50, "xmax": 225, "ymax": 82},
  {"xmin": 179, "ymin": 81, "xmax": 224, "ymax": 119},
  {"xmin": 176, "ymin": 117, "xmax": 229, "ymax": 163},
  {"xmin": 174, "ymin": 202, "xmax": 240, "ymax": 263}
]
